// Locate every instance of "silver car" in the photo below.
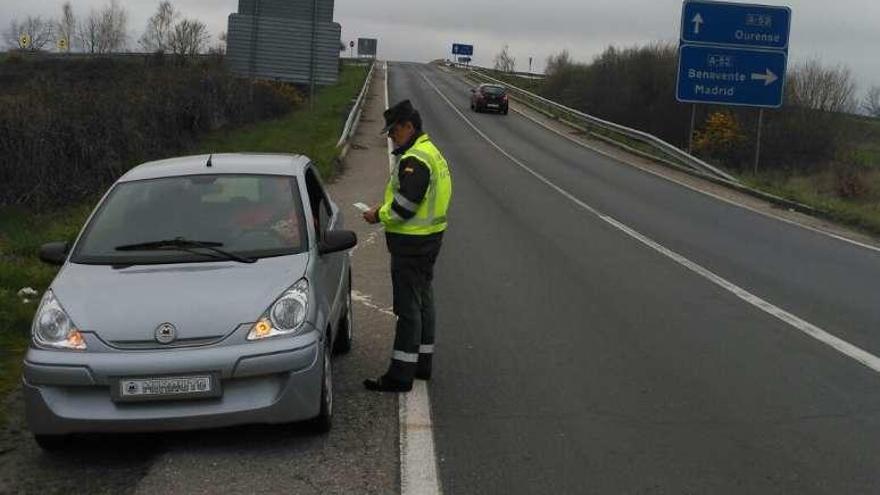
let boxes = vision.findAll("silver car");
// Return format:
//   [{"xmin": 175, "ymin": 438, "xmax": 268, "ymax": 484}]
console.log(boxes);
[{"xmin": 23, "ymin": 154, "xmax": 356, "ymax": 450}]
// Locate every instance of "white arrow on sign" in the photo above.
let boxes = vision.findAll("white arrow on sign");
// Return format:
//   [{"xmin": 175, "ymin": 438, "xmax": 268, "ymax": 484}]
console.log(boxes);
[
  {"xmin": 751, "ymin": 68, "xmax": 779, "ymax": 86},
  {"xmin": 692, "ymin": 13, "xmax": 704, "ymax": 34}
]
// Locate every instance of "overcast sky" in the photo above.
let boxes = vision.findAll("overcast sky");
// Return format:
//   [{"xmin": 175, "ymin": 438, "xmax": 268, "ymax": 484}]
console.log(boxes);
[{"xmin": 2, "ymin": 0, "xmax": 878, "ymax": 93}]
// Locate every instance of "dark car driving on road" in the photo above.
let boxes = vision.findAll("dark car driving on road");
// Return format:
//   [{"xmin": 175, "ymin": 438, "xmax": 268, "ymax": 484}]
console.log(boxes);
[{"xmin": 470, "ymin": 84, "xmax": 509, "ymax": 114}]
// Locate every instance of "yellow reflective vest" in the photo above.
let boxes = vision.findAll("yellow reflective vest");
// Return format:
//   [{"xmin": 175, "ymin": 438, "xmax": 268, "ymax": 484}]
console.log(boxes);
[{"xmin": 379, "ymin": 134, "xmax": 452, "ymax": 235}]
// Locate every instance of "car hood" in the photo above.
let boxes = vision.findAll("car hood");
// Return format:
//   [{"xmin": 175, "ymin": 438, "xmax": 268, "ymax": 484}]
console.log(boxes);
[{"xmin": 51, "ymin": 254, "xmax": 308, "ymax": 345}]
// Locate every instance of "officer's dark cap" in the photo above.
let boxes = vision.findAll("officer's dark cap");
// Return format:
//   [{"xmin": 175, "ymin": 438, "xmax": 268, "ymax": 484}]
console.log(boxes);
[{"xmin": 381, "ymin": 99, "xmax": 418, "ymax": 134}]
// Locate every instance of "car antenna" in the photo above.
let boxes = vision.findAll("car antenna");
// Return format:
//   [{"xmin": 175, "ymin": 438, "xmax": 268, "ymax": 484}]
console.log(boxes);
[{"xmin": 206, "ymin": 154, "xmax": 213, "ymax": 168}]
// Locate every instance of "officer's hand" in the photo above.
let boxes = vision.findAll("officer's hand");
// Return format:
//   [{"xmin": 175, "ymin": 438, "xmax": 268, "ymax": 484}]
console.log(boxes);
[{"xmin": 363, "ymin": 208, "xmax": 380, "ymax": 224}]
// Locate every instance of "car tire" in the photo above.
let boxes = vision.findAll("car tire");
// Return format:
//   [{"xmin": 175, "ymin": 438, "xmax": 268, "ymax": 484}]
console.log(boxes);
[
  {"xmin": 310, "ymin": 335, "xmax": 333, "ymax": 434},
  {"xmin": 34, "ymin": 434, "xmax": 70, "ymax": 452},
  {"xmin": 333, "ymin": 274, "xmax": 353, "ymax": 355},
  {"xmin": 502, "ymin": 107, "xmax": 509, "ymax": 115}
]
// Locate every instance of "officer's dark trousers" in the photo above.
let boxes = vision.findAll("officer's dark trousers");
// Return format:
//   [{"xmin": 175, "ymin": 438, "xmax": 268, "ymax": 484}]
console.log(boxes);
[{"xmin": 385, "ymin": 253, "xmax": 437, "ymax": 384}]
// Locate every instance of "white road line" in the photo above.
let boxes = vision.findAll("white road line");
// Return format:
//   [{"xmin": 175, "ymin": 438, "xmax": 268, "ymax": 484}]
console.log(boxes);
[
  {"xmin": 351, "ymin": 290, "xmax": 395, "ymax": 318},
  {"xmin": 390, "ymin": 63, "xmax": 443, "ymax": 495},
  {"xmin": 400, "ymin": 381, "xmax": 441, "ymax": 495},
  {"xmin": 419, "ymin": 70, "xmax": 880, "ymax": 376},
  {"xmin": 508, "ymin": 103, "xmax": 880, "ymax": 255},
  {"xmin": 438, "ymin": 67, "xmax": 879, "ymax": 254}
]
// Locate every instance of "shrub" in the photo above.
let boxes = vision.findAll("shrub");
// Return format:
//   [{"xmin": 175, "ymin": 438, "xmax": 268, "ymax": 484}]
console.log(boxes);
[{"xmin": 0, "ymin": 56, "xmax": 303, "ymax": 210}]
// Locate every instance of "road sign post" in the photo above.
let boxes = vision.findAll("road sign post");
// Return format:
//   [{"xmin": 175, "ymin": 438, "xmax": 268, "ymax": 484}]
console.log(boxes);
[
  {"xmin": 677, "ymin": 0, "xmax": 791, "ymax": 172},
  {"xmin": 754, "ymin": 108, "xmax": 764, "ymax": 174},
  {"xmin": 452, "ymin": 43, "xmax": 474, "ymax": 66}
]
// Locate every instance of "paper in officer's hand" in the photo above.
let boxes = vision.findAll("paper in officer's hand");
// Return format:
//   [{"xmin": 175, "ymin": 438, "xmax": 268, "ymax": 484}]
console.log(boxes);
[{"xmin": 353, "ymin": 202, "xmax": 371, "ymax": 213}]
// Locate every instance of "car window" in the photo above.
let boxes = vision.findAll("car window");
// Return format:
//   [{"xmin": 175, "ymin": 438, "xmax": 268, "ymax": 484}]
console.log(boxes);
[
  {"xmin": 482, "ymin": 86, "xmax": 505, "ymax": 95},
  {"xmin": 72, "ymin": 174, "xmax": 308, "ymax": 265},
  {"xmin": 305, "ymin": 168, "xmax": 332, "ymax": 237}
]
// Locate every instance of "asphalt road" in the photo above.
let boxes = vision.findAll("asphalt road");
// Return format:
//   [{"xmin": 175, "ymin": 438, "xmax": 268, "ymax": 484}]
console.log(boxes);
[
  {"xmin": 3, "ymin": 61, "xmax": 880, "ymax": 494},
  {"xmin": 386, "ymin": 63, "xmax": 880, "ymax": 493}
]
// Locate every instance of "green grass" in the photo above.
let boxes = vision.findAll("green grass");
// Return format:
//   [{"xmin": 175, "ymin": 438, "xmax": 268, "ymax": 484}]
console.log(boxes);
[
  {"xmin": 0, "ymin": 63, "xmax": 371, "ymax": 418},
  {"xmin": 198, "ymin": 63, "xmax": 370, "ymax": 179},
  {"xmin": 743, "ymin": 169, "xmax": 880, "ymax": 236},
  {"xmin": 0, "ymin": 205, "xmax": 92, "ymax": 420}
]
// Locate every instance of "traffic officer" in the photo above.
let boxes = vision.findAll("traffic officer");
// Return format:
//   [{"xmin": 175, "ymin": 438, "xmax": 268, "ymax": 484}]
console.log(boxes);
[{"xmin": 362, "ymin": 99, "xmax": 452, "ymax": 392}]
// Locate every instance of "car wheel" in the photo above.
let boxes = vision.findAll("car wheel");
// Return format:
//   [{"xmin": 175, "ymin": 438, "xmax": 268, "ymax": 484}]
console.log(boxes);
[
  {"xmin": 502, "ymin": 107, "xmax": 509, "ymax": 115},
  {"xmin": 333, "ymin": 274, "xmax": 353, "ymax": 354},
  {"xmin": 34, "ymin": 434, "xmax": 70, "ymax": 452},
  {"xmin": 310, "ymin": 335, "xmax": 333, "ymax": 433}
]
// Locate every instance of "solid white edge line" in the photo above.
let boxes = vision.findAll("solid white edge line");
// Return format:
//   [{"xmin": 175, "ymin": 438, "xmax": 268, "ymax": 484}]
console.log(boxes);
[
  {"xmin": 393, "ymin": 63, "xmax": 443, "ymax": 495},
  {"xmin": 400, "ymin": 382, "xmax": 441, "ymax": 495},
  {"xmin": 508, "ymin": 104, "xmax": 880, "ymax": 255},
  {"xmin": 419, "ymin": 69, "xmax": 880, "ymax": 376},
  {"xmin": 447, "ymin": 67, "xmax": 879, "ymax": 255}
]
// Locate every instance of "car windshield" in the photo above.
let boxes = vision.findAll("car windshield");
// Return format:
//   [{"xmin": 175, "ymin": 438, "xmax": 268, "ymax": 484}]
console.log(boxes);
[
  {"xmin": 482, "ymin": 86, "xmax": 505, "ymax": 95},
  {"xmin": 72, "ymin": 174, "xmax": 308, "ymax": 265}
]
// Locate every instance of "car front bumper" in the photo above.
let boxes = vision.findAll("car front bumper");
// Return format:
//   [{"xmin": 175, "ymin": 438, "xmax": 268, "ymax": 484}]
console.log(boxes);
[{"xmin": 22, "ymin": 329, "xmax": 323, "ymax": 435}]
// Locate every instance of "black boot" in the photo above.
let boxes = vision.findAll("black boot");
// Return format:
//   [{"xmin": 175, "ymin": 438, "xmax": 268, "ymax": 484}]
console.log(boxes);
[
  {"xmin": 363, "ymin": 375, "xmax": 413, "ymax": 392},
  {"xmin": 415, "ymin": 354, "xmax": 432, "ymax": 380}
]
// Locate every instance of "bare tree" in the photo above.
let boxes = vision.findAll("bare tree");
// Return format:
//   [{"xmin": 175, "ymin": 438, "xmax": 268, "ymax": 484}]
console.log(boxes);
[
  {"xmin": 788, "ymin": 59, "xmax": 857, "ymax": 113},
  {"xmin": 57, "ymin": 2, "xmax": 76, "ymax": 52},
  {"xmin": 100, "ymin": 0, "xmax": 128, "ymax": 53},
  {"xmin": 168, "ymin": 19, "xmax": 209, "ymax": 57},
  {"xmin": 77, "ymin": 9, "xmax": 101, "ymax": 53},
  {"xmin": 545, "ymin": 50, "xmax": 572, "ymax": 77},
  {"xmin": 6, "ymin": 17, "xmax": 55, "ymax": 51},
  {"xmin": 77, "ymin": 1, "xmax": 128, "ymax": 53},
  {"xmin": 862, "ymin": 86, "xmax": 880, "ymax": 118},
  {"xmin": 139, "ymin": 1, "xmax": 178, "ymax": 53},
  {"xmin": 493, "ymin": 44, "xmax": 516, "ymax": 73}
]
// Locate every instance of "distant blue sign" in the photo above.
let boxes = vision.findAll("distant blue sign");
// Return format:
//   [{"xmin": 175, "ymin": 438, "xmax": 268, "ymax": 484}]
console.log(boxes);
[
  {"xmin": 676, "ymin": 44, "xmax": 787, "ymax": 108},
  {"xmin": 452, "ymin": 43, "xmax": 473, "ymax": 56},
  {"xmin": 681, "ymin": 0, "xmax": 791, "ymax": 50}
]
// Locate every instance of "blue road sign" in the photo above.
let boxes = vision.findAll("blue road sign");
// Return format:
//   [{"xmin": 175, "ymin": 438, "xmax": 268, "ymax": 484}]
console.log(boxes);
[
  {"xmin": 452, "ymin": 43, "xmax": 473, "ymax": 56},
  {"xmin": 681, "ymin": 0, "xmax": 791, "ymax": 50},
  {"xmin": 677, "ymin": 44, "xmax": 787, "ymax": 107}
]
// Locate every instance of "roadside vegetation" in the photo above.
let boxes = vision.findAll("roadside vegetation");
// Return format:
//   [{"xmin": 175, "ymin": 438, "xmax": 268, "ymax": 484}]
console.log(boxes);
[
  {"xmin": 487, "ymin": 44, "xmax": 880, "ymax": 236},
  {"xmin": 198, "ymin": 62, "xmax": 370, "ymax": 178},
  {"xmin": 0, "ymin": 0, "xmax": 371, "ymax": 414}
]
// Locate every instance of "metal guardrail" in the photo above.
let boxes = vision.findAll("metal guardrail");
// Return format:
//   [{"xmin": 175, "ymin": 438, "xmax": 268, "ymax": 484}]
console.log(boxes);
[
  {"xmin": 466, "ymin": 68, "xmax": 739, "ymax": 183},
  {"xmin": 336, "ymin": 60, "xmax": 375, "ymax": 149}
]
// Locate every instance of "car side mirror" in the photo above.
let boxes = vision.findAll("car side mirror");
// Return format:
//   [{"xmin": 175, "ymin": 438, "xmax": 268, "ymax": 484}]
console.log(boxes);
[
  {"xmin": 470, "ymin": 88, "xmax": 476, "ymax": 93},
  {"xmin": 39, "ymin": 242, "xmax": 70, "ymax": 266},
  {"xmin": 319, "ymin": 230, "xmax": 357, "ymax": 255}
]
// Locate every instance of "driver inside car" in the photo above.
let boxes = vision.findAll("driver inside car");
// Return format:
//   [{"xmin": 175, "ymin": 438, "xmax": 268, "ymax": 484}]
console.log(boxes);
[{"xmin": 230, "ymin": 178, "xmax": 301, "ymax": 247}]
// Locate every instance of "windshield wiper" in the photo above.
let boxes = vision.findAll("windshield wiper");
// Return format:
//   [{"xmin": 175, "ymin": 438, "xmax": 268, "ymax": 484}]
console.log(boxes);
[{"xmin": 115, "ymin": 237, "xmax": 256, "ymax": 264}]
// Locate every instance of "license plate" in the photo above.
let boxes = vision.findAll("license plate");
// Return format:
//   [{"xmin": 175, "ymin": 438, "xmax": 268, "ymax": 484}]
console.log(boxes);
[
  {"xmin": 487, "ymin": 103, "xmax": 499, "ymax": 108},
  {"xmin": 115, "ymin": 374, "xmax": 219, "ymax": 402}
]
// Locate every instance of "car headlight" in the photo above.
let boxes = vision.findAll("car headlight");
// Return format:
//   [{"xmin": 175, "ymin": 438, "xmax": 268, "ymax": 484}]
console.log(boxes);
[
  {"xmin": 32, "ymin": 290, "xmax": 87, "ymax": 350},
  {"xmin": 248, "ymin": 279, "xmax": 309, "ymax": 341}
]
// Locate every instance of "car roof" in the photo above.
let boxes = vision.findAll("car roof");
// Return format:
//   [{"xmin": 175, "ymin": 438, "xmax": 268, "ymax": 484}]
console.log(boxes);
[
  {"xmin": 118, "ymin": 153, "xmax": 311, "ymax": 182},
  {"xmin": 480, "ymin": 84, "xmax": 505, "ymax": 89}
]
